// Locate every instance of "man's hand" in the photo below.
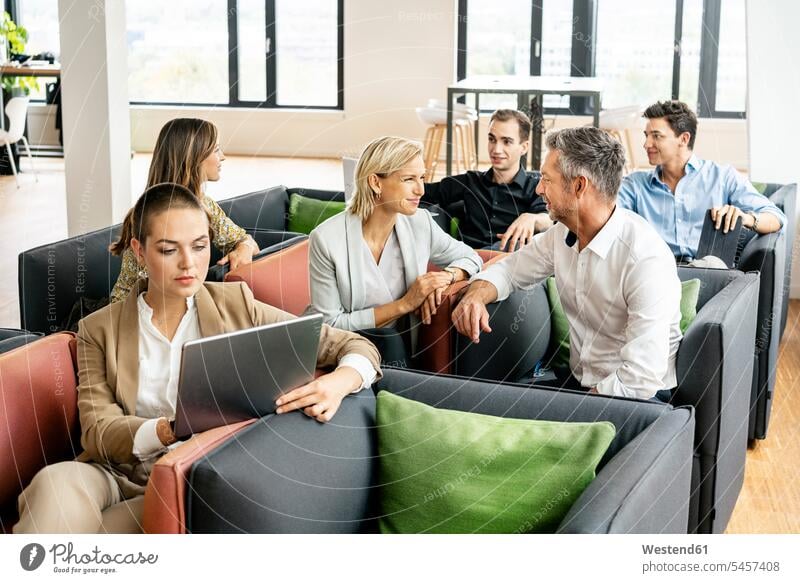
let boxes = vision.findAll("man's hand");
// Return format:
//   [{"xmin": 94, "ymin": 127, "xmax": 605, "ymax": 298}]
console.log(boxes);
[
  {"xmin": 275, "ymin": 366, "xmax": 362, "ymax": 422},
  {"xmin": 497, "ymin": 213, "xmax": 551, "ymax": 251},
  {"xmin": 451, "ymin": 281, "xmax": 498, "ymax": 343},
  {"xmin": 710, "ymin": 205, "xmax": 752, "ymax": 233}
]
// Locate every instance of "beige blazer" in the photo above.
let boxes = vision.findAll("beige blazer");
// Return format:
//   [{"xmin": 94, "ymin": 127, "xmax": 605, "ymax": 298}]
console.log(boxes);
[{"xmin": 75, "ymin": 279, "xmax": 381, "ymax": 492}]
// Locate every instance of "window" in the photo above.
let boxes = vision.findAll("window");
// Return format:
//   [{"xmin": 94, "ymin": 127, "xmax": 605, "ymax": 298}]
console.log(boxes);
[
  {"xmin": 457, "ymin": 0, "xmax": 746, "ymax": 118},
  {"xmin": 17, "ymin": 0, "xmax": 59, "ymax": 57},
  {"xmin": 275, "ymin": 0, "xmax": 339, "ymax": 106},
  {"xmin": 464, "ymin": 0, "xmax": 532, "ymax": 110},
  {"xmin": 677, "ymin": 0, "xmax": 703, "ymax": 108},
  {"xmin": 595, "ymin": 0, "xmax": 676, "ymax": 109},
  {"xmin": 236, "ymin": 0, "xmax": 268, "ymax": 103},
  {"xmin": 714, "ymin": 0, "xmax": 746, "ymax": 113},
  {"xmin": 15, "ymin": 0, "xmax": 60, "ymax": 102},
  {"xmin": 127, "ymin": 1, "xmax": 230, "ymax": 104},
  {"xmin": 539, "ymin": 0, "xmax": 573, "ymax": 108},
  {"xmin": 125, "ymin": 0, "xmax": 343, "ymax": 108}
]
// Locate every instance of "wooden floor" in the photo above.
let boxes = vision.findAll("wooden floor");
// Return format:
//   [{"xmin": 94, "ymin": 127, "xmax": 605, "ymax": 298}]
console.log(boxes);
[
  {"xmin": 1, "ymin": 155, "xmax": 798, "ymax": 533},
  {"xmin": 727, "ymin": 301, "xmax": 800, "ymax": 533}
]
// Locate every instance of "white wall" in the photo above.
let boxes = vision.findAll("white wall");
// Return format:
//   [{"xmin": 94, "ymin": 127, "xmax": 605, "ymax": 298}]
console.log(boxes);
[{"xmin": 746, "ymin": 0, "xmax": 800, "ymax": 298}]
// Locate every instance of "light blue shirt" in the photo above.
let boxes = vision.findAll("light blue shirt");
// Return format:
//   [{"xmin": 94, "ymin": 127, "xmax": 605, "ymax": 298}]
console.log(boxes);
[{"xmin": 617, "ymin": 155, "xmax": 785, "ymax": 258}]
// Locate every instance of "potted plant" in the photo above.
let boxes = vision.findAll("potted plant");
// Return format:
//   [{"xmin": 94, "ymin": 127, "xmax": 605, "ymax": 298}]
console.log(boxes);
[
  {"xmin": 0, "ymin": 11, "xmax": 41, "ymax": 175},
  {"xmin": 1, "ymin": 11, "xmax": 39, "ymax": 99}
]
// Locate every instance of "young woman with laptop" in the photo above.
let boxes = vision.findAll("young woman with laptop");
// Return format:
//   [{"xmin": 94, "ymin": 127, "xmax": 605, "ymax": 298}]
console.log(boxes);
[{"xmin": 14, "ymin": 183, "xmax": 381, "ymax": 534}]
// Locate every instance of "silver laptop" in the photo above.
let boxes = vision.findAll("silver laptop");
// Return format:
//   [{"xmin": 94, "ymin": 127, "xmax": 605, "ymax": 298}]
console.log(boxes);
[{"xmin": 173, "ymin": 313, "xmax": 323, "ymax": 439}]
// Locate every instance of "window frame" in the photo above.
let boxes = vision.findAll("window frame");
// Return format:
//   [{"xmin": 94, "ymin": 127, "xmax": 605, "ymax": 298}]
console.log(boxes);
[
  {"xmin": 12, "ymin": 0, "xmax": 345, "ymax": 110},
  {"xmin": 457, "ymin": 0, "xmax": 745, "ymax": 119}
]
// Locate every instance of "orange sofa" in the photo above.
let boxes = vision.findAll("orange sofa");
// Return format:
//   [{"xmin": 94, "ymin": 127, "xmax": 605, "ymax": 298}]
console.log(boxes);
[{"xmin": 0, "ymin": 333, "xmax": 253, "ymax": 534}]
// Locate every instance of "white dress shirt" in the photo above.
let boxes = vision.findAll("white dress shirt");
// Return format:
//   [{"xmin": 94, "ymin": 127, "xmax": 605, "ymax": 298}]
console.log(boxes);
[
  {"xmin": 472, "ymin": 207, "xmax": 682, "ymax": 400},
  {"xmin": 361, "ymin": 229, "xmax": 406, "ymax": 326},
  {"xmin": 132, "ymin": 293, "xmax": 377, "ymax": 461}
]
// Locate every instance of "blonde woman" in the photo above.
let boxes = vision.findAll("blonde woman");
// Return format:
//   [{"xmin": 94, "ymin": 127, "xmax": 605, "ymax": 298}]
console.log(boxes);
[
  {"xmin": 109, "ymin": 118, "xmax": 259, "ymax": 302},
  {"xmin": 308, "ymin": 136, "xmax": 482, "ymax": 363}
]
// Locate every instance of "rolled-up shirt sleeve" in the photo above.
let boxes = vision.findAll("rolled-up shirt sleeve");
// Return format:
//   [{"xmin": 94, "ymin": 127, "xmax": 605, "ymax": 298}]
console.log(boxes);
[
  {"xmin": 725, "ymin": 168, "xmax": 785, "ymax": 226},
  {"xmin": 337, "ymin": 354, "xmax": 378, "ymax": 392},
  {"xmin": 132, "ymin": 419, "xmax": 167, "ymax": 461},
  {"xmin": 471, "ymin": 226, "xmax": 558, "ymax": 301}
]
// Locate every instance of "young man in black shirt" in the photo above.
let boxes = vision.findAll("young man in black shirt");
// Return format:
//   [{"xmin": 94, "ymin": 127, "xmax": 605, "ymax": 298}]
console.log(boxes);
[{"xmin": 424, "ymin": 109, "xmax": 552, "ymax": 250}]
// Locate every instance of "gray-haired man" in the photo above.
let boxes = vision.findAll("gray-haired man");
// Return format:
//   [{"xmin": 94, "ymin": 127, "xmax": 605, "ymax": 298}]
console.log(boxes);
[{"xmin": 452, "ymin": 126, "xmax": 682, "ymax": 400}]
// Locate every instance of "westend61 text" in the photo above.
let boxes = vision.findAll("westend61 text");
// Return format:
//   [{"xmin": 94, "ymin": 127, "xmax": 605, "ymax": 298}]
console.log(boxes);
[
  {"xmin": 49, "ymin": 543, "xmax": 158, "ymax": 566},
  {"xmin": 642, "ymin": 544, "xmax": 708, "ymax": 555}
]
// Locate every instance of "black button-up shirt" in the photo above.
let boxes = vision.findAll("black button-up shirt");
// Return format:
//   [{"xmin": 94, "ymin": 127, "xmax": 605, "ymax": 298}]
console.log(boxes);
[{"xmin": 424, "ymin": 166, "xmax": 546, "ymax": 248}]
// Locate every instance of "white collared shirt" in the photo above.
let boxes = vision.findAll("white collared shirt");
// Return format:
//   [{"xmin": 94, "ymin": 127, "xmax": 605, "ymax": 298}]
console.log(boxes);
[
  {"xmin": 131, "ymin": 292, "xmax": 378, "ymax": 461},
  {"xmin": 132, "ymin": 293, "xmax": 201, "ymax": 460},
  {"xmin": 472, "ymin": 207, "xmax": 682, "ymax": 400},
  {"xmin": 361, "ymin": 229, "xmax": 406, "ymax": 326}
]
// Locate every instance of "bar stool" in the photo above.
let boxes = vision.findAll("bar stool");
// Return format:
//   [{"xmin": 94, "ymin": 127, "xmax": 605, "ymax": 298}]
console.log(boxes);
[{"xmin": 416, "ymin": 102, "xmax": 478, "ymax": 182}]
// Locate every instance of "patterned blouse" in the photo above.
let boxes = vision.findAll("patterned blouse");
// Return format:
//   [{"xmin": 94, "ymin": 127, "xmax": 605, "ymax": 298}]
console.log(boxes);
[{"xmin": 109, "ymin": 195, "xmax": 249, "ymax": 303}]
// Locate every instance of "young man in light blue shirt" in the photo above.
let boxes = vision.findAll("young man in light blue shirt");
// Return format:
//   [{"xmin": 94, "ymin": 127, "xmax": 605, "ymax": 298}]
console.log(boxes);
[{"xmin": 617, "ymin": 100, "xmax": 784, "ymax": 260}]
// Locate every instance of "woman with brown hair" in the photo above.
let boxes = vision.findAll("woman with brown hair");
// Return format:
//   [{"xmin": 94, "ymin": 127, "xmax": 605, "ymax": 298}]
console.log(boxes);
[
  {"xmin": 14, "ymin": 183, "xmax": 380, "ymax": 533},
  {"xmin": 109, "ymin": 118, "xmax": 259, "ymax": 302}
]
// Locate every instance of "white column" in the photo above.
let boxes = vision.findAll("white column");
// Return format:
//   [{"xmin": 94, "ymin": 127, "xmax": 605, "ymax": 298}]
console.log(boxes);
[
  {"xmin": 57, "ymin": 0, "xmax": 131, "ymax": 236},
  {"xmin": 746, "ymin": 0, "xmax": 800, "ymax": 297}
]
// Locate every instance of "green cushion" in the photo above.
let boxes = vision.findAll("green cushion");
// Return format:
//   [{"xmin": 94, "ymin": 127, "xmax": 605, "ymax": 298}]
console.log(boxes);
[
  {"xmin": 544, "ymin": 277, "xmax": 702, "ymax": 369},
  {"xmin": 545, "ymin": 277, "xmax": 570, "ymax": 370},
  {"xmin": 376, "ymin": 391, "xmax": 616, "ymax": 534},
  {"xmin": 751, "ymin": 181, "xmax": 767, "ymax": 194},
  {"xmin": 679, "ymin": 278, "xmax": 701, "ymax": 334},
  {"xmin": 450, "ymin": 217, "xmax": 461, "ymax": 239},
  {"xmin": 287, "ymin": 193, "xmax": 346, "ymax": 234}
]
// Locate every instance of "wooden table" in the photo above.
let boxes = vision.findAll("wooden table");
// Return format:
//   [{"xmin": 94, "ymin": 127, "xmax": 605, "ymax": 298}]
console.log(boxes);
[
  {"xmin": 0, "ymin": 64, "xmax": 61, "ymax": 77},
  {"xmin": 446, "ymin": 75, "xmax": 603, "ymax": 174},
  {"xmin": 0, "ymin": 63, "xmax": 61, "ymax": 129}
]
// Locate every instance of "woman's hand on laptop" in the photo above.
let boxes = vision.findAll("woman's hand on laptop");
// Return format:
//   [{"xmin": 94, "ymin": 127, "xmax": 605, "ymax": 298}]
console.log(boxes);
[{"xmin": 275, "ymin": 367, "xmax": 362, "ymax": 423}]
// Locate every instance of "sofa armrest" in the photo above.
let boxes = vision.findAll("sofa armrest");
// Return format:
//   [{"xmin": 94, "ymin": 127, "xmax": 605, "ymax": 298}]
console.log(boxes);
[
  {"xmin": 207, "ymin": 233, "xmax": 308, "ymax": 282},
  {"xmin": 677, "ymin": 272, "xmax": 758, "ymax": 531},
  {"xmin": 0, "ymin": 333, "xmax": 79, "ymax": 512},
  {"xmin": 225, "ymin": 239, "xmax": 311, "ymax": 315},
  {"xmin": 676, "ymin": 271, "xmax": 758, "ymax": 455},
  {"xmin": 737, "ymin": 231, "xmax": 785, "ymax": 437},
  {"xmin": 559, "ymin": 406, "xmax": 695, "ymax": 533},
  {"xmin": 414, "ymin": 280, "xmax": 470, "ymax": 374},
  {"xmin": 143, "ymin": 419, "xmax": 256, "ymax": 534}
]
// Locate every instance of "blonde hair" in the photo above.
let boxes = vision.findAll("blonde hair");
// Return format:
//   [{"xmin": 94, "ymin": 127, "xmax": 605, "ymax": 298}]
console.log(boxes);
[{"xmin": 348, "ymin": 136, "xmax": 423, "ymax": 221}]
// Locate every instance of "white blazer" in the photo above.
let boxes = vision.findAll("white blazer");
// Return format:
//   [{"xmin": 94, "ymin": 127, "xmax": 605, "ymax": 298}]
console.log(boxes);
[{"xmin": 308, "ymin": 209, "xmax": 483, "ymax": 331}]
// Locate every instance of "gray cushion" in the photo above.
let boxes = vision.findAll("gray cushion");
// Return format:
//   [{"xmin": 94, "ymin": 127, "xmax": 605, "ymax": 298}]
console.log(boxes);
[
  {"xmin": 453, "ymin": 284, "xmax": 551, "ymax": 382},
  {"xmin": 186, "ymin": 368, "xmax": 695, "ymax": 534}
]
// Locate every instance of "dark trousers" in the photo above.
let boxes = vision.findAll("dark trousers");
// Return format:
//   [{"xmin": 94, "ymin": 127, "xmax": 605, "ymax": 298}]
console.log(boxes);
[
  {"xmin": 535, "ymin": 366, "xmax": 674, "ymax": 403},
  {"xmin": 356, "ymin": 327, "xmax": 410, "ymax": 369}
]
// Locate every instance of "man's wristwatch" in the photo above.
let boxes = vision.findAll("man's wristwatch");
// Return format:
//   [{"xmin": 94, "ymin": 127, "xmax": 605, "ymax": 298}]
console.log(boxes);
[
  {"xmin": 443, "ymin": 267, "xmax": 458, "ymax": 285},
  {"xmin": 748, "ymin": 211, "xmax": 760, "ymax": 232}
]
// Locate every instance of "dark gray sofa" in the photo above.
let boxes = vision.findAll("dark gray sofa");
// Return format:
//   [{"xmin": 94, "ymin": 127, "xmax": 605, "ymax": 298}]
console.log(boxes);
[
  {"xmin": 763, "ymin": 183, "xmax": 796, "ymax": 341},
  {"xmin": 185, "ymin": 367, "xmax": 695, "ymax": 534},
  {"xmin": 447, "ymin": 267, "xmax": 759, "ymax": 533},
  {"xmin": 17, "ymin": 186, "xmax": 341, "ymax": 334}
]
